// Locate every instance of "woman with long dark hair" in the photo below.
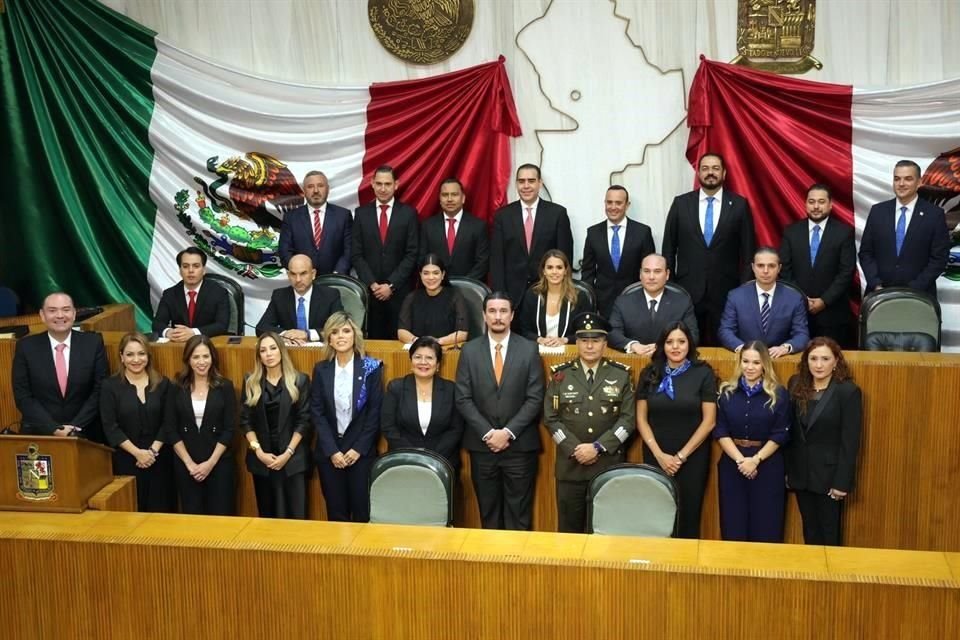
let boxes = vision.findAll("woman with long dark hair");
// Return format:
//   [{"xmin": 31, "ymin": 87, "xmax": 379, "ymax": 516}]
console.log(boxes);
[{"xmin": 397, "ymin": 253, "xmax": 468, "ymax": 347}]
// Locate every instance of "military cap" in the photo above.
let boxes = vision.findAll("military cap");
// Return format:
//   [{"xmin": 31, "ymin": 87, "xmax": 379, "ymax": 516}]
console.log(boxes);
[{"xmin": 572, "ymin": 312, "xmax": 610, "ymax": 339}]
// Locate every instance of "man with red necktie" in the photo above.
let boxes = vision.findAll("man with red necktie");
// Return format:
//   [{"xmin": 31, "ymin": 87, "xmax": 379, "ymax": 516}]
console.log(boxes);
[
  {"xmin": 152, "ymin": 247, "xmax": 230, "ymax": 341},
  {"xmin": 278, "ymin": 170, "xmax": 352, "ymax": 275},
  {"xmin": 352, "ymin": 165, "xmax": 419, "ymax": 339},
  {"xmin": 418, "ymin": 178, "xmax": 489, "ymax": 281}
]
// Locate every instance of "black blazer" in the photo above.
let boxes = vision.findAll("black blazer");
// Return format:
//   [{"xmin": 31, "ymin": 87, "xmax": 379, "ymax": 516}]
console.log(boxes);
[
  {"xmin": 381, "ymin": 374, "xmax": 464, "ymax": 464},
  {"xmin": 608, "ymin": 287, "xmax": 699, "ymax": 350},
  {"xmin": 351, "ymin": 200, "xmax": 419, "ymax": 291},
  {"xmin": 517, "ymin": 289, "xmax": 592, "ymax": 341},
  {"xmin": 661, "ymin": 189, "xmax": 755, "ymax": 307},
  {"xmin": 13, "ymin": 331, "xmax": 108, "ymax": 439},
  {"xmin": 780, "ymin": 216, "xmax": 856, "ymax": 327},
  {"xmin": 278, "ymin": 202, "xmax": 352, "ymax": 274},
  {"xmin": 858, "ymin": 197, "xmax": 950, "ymax": 296},
  {"xmin": 255, "ymin": 284, "xmax": 343, "ymax": 337},
  {"xmin": 310, "ymin": 356, "xmax": 384, "ymax": 459},
  {"xmin": 490, "ymin": 200, "xmax": 574, "ymax": 305},
  {"xmin": 152, "ymin": 280, "xmax": 230, "ymax": 337},
  {"xmin": 239, "ymin": 372, "xmax": 311, "ymax": 477},
  {"xmin": 785, "ymin": 378, "xmax": 862, "ymax": 494},
  {"xmin": 164, "ymin": 381, "xmax": 236, "ymax": 461},
  {"xmin": 419, "ymin": 211, "xmax": 490, "ymax": 281},
  {"xmin": 580, "ymin": 218, "xmax": 656, "ymax": 317},
  {"xmin": 454, "ymin": 334, "xmax": 545, "ymax": 453},
  {"xmin": 100, "ymin": 375, "xmax": 171, "ymax": 448}
]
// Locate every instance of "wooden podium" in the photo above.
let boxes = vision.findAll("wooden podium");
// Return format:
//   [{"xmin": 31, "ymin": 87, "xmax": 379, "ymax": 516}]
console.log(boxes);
[{"xmin": 0, "ymin": 435, "xmax": 114, "ymax": 513}]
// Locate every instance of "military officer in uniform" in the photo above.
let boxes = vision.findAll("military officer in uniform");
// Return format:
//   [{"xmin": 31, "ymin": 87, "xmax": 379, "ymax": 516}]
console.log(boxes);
[{"xmin": 544, "ymin": 312, "xmax": 637, "ymax": 533}]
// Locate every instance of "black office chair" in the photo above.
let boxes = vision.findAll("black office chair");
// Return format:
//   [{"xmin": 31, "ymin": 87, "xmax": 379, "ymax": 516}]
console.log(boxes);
[
  {"xmin": 586, "ymin": 463, "xmax": 680, "ymax": 537},
  {"xmin": 368, "ymin": 449, "xmax": 455, "ymax": 527},
  {"xmin": 859, "ymin": 287, "xmax": 941, "ymax": 351},
  {"xmin": 314, "ymin": 273, "xmax": 369, "ymax": 334},
  {"xmin": 572, "ymin": 279, "xmax": 597, "ymax": 312},
  {"xmin": 448, "ymin": 276, "xmax": 491, "ymax": 340},
  {"xmin": 205, "ymin": 273, "xmax": 245, "ymax": 335},
  {"xmin": 0, "ymin": 286, "xmax": 20, "ymax": 317}
]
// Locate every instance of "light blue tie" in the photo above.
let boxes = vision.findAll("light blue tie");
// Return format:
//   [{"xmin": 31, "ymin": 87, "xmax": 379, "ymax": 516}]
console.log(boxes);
[
  {"xmin": 610, "ymin": 224, "xmax": 622, "ymax": 271},
  {"xmin": 896, "ymin": 206, "xmax": 907, "ymax": 256},
  {"xmin": 810, "ymin": 224, "xmax": 821, "ymax": 265},
  {"xmin": 296, "ymin": 296, "xmax": 307, "ymax": 332},
  {"xmin": 704, "ymin": 197, "xmax": 715, "ymax": 246}
]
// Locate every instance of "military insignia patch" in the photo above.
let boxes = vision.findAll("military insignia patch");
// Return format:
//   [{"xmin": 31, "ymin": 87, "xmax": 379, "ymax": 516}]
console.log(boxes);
[{"xmin": 16, "ymin": 443, "xmax": 57, "ymax": 502}]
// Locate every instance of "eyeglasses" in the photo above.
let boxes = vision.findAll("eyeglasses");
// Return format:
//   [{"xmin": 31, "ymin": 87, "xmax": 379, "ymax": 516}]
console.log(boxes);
[{"xmin": 411, "ymin": 354, "xmax": 437, "ymax": 363}]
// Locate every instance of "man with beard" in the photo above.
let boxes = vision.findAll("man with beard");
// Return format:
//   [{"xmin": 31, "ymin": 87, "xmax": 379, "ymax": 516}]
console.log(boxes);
[
  {"xmin": 278, "ymin": 170, "xmax": 352, "ymax": 275},
  {"xmin": 662, "ymin": 153, "xmax": 755, "ymax": 346}
]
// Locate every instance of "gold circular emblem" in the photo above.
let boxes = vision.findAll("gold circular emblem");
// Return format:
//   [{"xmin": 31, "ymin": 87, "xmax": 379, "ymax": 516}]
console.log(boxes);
[{"xmin": 368, "ymin": 0, "xmax": 475, "ymax": 65}]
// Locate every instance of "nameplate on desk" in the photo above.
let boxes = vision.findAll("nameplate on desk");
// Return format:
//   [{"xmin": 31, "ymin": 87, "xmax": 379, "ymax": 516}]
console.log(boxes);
[{"xmin": 538, "ymin": 345, "xmax": 567, "ymax": 355}]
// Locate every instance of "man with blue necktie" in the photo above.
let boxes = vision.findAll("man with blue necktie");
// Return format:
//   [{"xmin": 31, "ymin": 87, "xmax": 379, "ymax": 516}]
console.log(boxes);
[
  {"xmin": 859, "ymin": 160, "xmax": 950, "ymax": 298},
  {"xmin": 256, "ymin": 254, "xmax": 342, "ymax": 344}
]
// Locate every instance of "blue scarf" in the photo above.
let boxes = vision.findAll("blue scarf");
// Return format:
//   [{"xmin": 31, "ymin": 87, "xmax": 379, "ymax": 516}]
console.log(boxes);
[
  {"xmin": 656, "ymin": 359, "xmax": 691, "ymax": 400},
  {"xmin": 739, "ymin": 376, "xmax": 763, "ymax": 397}
]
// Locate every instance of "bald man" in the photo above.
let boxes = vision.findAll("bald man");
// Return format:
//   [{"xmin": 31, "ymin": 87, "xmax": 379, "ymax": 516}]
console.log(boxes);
[{"xmin": 256, "ymin": 254, "xmax": 343, "ymax": 344}]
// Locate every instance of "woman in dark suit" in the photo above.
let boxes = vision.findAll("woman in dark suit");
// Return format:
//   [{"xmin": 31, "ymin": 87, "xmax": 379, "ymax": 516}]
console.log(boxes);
[
  {"xmin": 165, "ymin": 334, "xmax": 236, "ymax": 515},
  {"xmin": 381, "ymin": 336, "xmax": 464, "ymax": 465},
  {"xmin": 397, "ymin": 254, "xmax": 469, "ymax": 347},
  {"xmin": 787, "ymin": 337, "xmax": 862, "ymax": 545},
  {"xmin": 100, "ymin": 332, "xmax": 176, "ymax": 512},
  {"xmin": 636, "ymin": 322, "xmax": 717, "ymax": 538},
  {"xmin": 311, "ymin": 311, "xmax": 383, "ymax": 522},
  {"xmin": 518, "ymin": 249, "xmax": 592, "ymax": 346},
  {"xmin": 239, "ymin": 332, "xmax": 311, "ymax": 519}
]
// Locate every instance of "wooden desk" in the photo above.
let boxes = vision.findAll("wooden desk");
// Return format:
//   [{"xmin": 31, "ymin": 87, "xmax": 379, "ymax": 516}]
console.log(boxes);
[
  {"xmin": 2, "ymin": 333, "xmax": 960, "ymax": 551},
  {"xmin": 0, "ymin": 513, "xmax": 957, "ymax": 640}
]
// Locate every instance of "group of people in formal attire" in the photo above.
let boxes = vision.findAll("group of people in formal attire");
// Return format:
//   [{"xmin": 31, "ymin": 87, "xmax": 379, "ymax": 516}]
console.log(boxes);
[{"xmin": 13, "ymin": 153, "xmax": 947, "ymax": 546}]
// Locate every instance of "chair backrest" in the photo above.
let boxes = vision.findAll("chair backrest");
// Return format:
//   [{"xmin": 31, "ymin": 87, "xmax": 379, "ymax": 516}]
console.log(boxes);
[
  {"xmin": 571, "ymin": 279, "xmax": 597, "ymax": 312},
  {"xmin": 204, "ymin": 273, "xmax": 244, "ymax": 335},
  {"xmin": 0, "ymin": 286, "xmax": 21, "ymax": 317},
  {"xmin": 863, "ymin": 331, "xmax": 939, "ymax": 352},
  {"xmin": 620, "ymin": 280, "xmax": 692, "ymax": 302},
  {"xmin": 369, "ymin": 449, "xmax": 455, "ymax": 526},
  {"xmin": 314, "ymin": 273, "xmax": 369, "ymax": 334},
  {"xmin": 587, "ymin": 463, "xmax": 679, "ymax": 537},
  {"xmin": 859, "ymin": 287, "xmax": 941, "ymax": 350},
  {"xmin": 448, "ymin": 277, "xmax": 491, "ymax": 340}
]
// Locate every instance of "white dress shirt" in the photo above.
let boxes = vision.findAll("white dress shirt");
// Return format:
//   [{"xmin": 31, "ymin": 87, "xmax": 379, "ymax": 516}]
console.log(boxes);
[
  {"xmin": 48, "ymin": 332, "xmax": 72, "ymax": 377},
  {"xmin": 520, "ymin": 198, "xmax": 540, "ymax": 224},
  {"xmin": 163, "ymin": 282, "xmax": 203, "ymax": 338},
  {"xmin": 606, "ymin": 218, "xmax": 628, "ymax": 255},
  {"xmin": 311, "ymin": 203, "xmax": 326, "ymax": 229},
  {"xmin": 442, "ymin": 210, "xmax": 462, "ymax": 238},
  {"xmin": 376, "ymin": 197, "xmax": 395, "ymax": 225},
  {"xmin": 333, "ymin": 356, "xmax": 354, "ymax": 436},
  {"xmin": 699, "ymin": 187, "xmax": 725, "ymax": 237},
  {"xmin": 287, "ymin": 287, "xmax": 321, "ymax": 342},
  {"xmin": 894, "ymin": 195, "xmax": 917, "ymax": 232},
  {"xmin": 623, "ymin": 289, "xmax": 664, "ymax": 352},
  {"xmin": 191, "ymin": 398, "xmax": 206, "ymax": 429},
  {"xmin": 417, "ymin": 400, "xmax": 432, "ymax": 435}
]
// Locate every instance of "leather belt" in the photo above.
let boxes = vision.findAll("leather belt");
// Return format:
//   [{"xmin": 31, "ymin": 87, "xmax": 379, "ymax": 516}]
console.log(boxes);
[{"xmin": 733, "ymin": 438, "xmax": 763, "ymax": 447}]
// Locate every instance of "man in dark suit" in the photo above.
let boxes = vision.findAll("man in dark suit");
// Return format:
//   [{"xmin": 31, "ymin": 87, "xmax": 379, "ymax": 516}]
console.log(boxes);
[
  {"xmin": 419, "ymin": 178, "xmax": 489, "ymax": 281},
  {"xmin": 12, "ymin": 292, "xmax": 108, "ymax": 442},
  {"xmin": 662, "ymin": 152, "xmax": 755, "ymax": 346},
  {"xmin": 858, "ymin": 160, "xmax": 950, "ymax": 297},
  {"xmin": 780, "ymin": 184, "xmax": 857, "ymax": 347},
  {"xmin": 608, "ymin": 253, "xmax": 698, "ymax": 353},
  {"xmin": 278, "ymin": 170, "xmax": 352, "ymax": 274},
  {"xmin": 490, "ymin": 164, "xmax": 574, "ymax": 307},
  {"xmin": 255, "ymin": 254, "xmax": 342, "ymax": 343},
  {"xmin": 719, "ymin": 247, "xmax": 810, "ymax": 357},
  {"xmin": 580, "ymin": 185, "xmax": 656, "ymax": 317},
  {"xmin": 152, "ymin": 247, "xmax": 230, "ymax": 341},
  {"xmin": 352, "ymin": 165, "xmax": 419, "ymax": 339},
  {"xmin": 455, "ymin": 292, "xmax": 545, "ymax": 530}
]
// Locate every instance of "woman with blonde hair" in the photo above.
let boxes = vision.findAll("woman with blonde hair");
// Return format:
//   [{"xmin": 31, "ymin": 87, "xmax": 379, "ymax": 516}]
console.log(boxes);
[
  {"xmin": 310, "ymin": 312, "xmax": 383, "ymax": 522},
  {"xmin": 100, "ymin": 332, "xmax": 176, "ymax": 512},
  {"xmin": 240, "ymin": 332, "xmax": 311, "ymax": 519},
  {"xmin": 518, "ymin": 249, "xmax": 592, "ymax": 346},
  {"xmin": 713, "ymin": 341, "xmax": 791, "ymax": 542}
]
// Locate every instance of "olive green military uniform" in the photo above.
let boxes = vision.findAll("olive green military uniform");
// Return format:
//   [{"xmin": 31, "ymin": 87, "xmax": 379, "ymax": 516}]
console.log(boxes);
[{"xmin": 544, "ymin": 357, "xmax": 636, "ymax": 533}]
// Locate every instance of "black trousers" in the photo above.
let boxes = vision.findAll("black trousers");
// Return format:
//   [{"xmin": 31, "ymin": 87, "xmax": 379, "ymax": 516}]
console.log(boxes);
[
  {"xmin": 556, "ymin": 479, "xmax": 590, "ymax": 533},
  {"xmin": 694, "ymin": 301, "xmax": 723, "ymax": 348},
  {"xmin": 112, "ymin": 448, "xmax": 178, "ymax": 513},
  {"xmin": 809, "ymin": 315, "xmax": 855, "ymax": 350},
  {"xmin": 366, "ymin": 289, "xmax": 406, "ymax": 339},
  {"xmin": 643, "ymin": 444, "xmax": 709, "ymax": 539},
  {"xmin": 252, "ymin": 471, "xmax": 307, "ymax": 519},
  {"xmin": 470, "ymin": 450, "xmax": 538, "ymax": 531},
  {"xmin": 317, "ymin": 455, "xmax": 374, "ymax": 522},
  {"xmin": 174, "ymin": 457, "xmax": 236, "ymax": 516},
  {"xmin": 795, "ymin": 489, "xmax": 844, "ymax": 545}
]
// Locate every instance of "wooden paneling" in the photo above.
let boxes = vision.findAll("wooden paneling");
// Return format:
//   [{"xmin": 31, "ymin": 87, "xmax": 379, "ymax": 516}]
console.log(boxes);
[
  {"xmin": 3, "ymin": 334, "xmax": 960, "ymax": 550},
  {"xmin": 0, "ymin": 514, "xmax": 958, "ymax": 640},
  {"xmin": 88, "ymin": 476, "xmax": 137, "ymax": 512}
]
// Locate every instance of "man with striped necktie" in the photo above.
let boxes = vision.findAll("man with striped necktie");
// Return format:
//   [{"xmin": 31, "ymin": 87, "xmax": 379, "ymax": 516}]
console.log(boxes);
[{"xmin": 278, "ymin": 170, "xmax": 352, "ymax": 276}]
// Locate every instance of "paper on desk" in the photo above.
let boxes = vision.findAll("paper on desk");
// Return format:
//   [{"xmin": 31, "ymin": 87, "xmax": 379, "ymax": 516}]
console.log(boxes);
[
  {"xmin": 153, "ymin": 337, "xmax": 170, "ymax": 344},
  {"xmin": 538, "ymin": 345, "xmax": 567, "ymax": 355}
]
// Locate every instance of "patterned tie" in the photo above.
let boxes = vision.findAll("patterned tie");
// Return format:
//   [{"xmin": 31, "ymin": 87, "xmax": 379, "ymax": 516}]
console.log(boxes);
[
  {"xmin": 296, "ymin": 296, "xmax": 308, "ymax": 332},
  {"xmin": 312, "ymin": 208, "xmax": 323, "ymax": 248},
  {"xmin": 896, "ymin": 206, "xmax": 907, "ymax": 256},
  {"xmin": 810, "ymin": 224, "xmax": 821, "ymax": 264},
  {"xmin": 760, "ymin": 292, "xmax": 771, "ymax": 334},
  {"xmin": 704, "ymin": 196, "xmax": 715, "ymax": 246},
  {"xmin": 379, "ymin": 204, "xmax": 389, "ymax": 244},
  {"xmin": 586, "ymin": 368, "xmax": 594, "ymax": 387},
  {"xmin": 649, "ymin": 298, "xmax": 657, "ymax": 321},
  {"xmin": 446, "ymin": 217, "xmax": 457, "ymax": 256},
  {"xmin": 187, "ymin": 290, "xmax": 197, "ymax": 326},
  {"xmin": 494, "ymin": 343, "xmax": 504, "ymax": 385},
  {"xmin": 54, "ymin": 343, "xmax": 68, "ymax": 397},
  {"xmin": 610, "ymin": 224, "xmax": 622, "ymax": 271},
  {"xmin": 524, "ymin": 207, "xmax": 534, "ymax": 252}
]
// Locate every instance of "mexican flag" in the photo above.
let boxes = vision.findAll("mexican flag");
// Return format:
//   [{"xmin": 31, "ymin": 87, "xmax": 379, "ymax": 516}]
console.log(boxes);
[
  {"xmin": 687, "ymin": 58, "xmax": 960, "ymax": 350},
  {"xmin": 1, "ymin": 0, "xmax": 520, "ymax": 329}
]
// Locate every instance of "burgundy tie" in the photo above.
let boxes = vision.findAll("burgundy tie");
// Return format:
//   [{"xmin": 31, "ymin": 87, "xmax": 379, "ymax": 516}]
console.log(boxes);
[
  {"xmin": 379, "ymin": 204, "xmax": 389, "ymax": 244},
  {"xmin": 54, "ymin": 343, "xmax": 68, "ymax": 397},
  {"xmin": 187, "ymin": 290, "xmax": 197, "ymax": 326},
  {"xmin": 446, "ymin": 217, "xmax": 456, "ymax": 255},
  {"xmin": 313, "ymin": 208, "xmax": 323, "ymax": 248}
]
